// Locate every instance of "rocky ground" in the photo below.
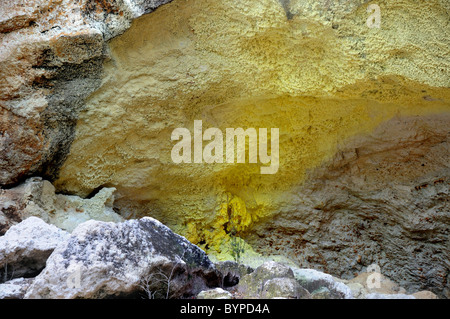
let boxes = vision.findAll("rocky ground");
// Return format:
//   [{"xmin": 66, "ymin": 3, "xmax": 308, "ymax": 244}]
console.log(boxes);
[{"xmin": 0, "ymin": 215, "xmax": 438, "ymax": 299}]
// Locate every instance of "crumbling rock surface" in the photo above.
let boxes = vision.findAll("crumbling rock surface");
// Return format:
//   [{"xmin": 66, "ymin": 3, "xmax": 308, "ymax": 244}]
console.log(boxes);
[
  {"xmin": 48, "ymin": 0, "xmax": 449, "ymax": 267},
  {"xmin": 0, "ymin": 0, "xmax": 173, "ymax": 186},
  {"xmin": 249, "ymin": 114, "xmax": 450, "ymax": 298},
  {"xmin": 0, "ymin": 177, "xmax": 122, "ymax": 234}
]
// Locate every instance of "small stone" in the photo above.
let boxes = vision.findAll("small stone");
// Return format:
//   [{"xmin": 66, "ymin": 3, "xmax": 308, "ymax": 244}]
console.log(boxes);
[
  {"xmin": 348, "ymin": 272, "xmax": 402, "ymax": 295},
  {"xmin": 292, "ymin": 268, "xmax": 352, "ymax": 299},
  {"xmin": 197, "ymin": 288, "xmax": 232, "ymax": 299},
  {"xmin": 412, "ymin": 291, "xmax": 438, "ymax": 299},
  {"xmin": 236, "ymin": 261, "xmax": 295, "ymax": 298},
  {"xmin": 252, "ymin": 261, "xmax": 294, "ymax": 281},
  {"xmin": 346, "ymin": 282, "xmax": 367, "ymax": 299},
  {"xmin": 261, "ymin": 277, "xmax": 310, "ymax": 299},
  {"xmin": 311, "ymin": 287, "xmax": 331, "ymax": 299}
]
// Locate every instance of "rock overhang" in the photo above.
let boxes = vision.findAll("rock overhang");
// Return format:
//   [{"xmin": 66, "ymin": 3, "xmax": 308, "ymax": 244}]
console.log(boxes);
[{"xmin": 1, "ymin": 0, "xmax": 449, "ymax": 298}]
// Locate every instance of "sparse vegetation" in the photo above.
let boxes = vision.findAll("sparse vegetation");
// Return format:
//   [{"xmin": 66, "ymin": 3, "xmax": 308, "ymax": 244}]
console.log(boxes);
[
  {"xmin": 226, "ymin": 202, "xmax": 246, "ymax": 264},
  {"xmin": 230, "ymin": 233, "xmax": 245, "ymax": 264},
  {"xmin": 1, "ymin": 263, "xmax": 14, "ymax": 283},
  {"xmin": 139, "ymin": 251, "xmax": 185, "ymax": 299}
]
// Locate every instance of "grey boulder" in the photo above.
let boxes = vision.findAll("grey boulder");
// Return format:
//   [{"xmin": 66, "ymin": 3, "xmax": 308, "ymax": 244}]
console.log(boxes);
[{"xmin": 24, "ymin": 217, "xmax": 221, "ymax": 299}]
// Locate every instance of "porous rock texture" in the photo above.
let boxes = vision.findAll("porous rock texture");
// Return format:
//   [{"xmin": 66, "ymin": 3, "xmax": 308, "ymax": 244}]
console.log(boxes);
[
  {"xmin": 52, "ymin": 1, "xmax": 450, "ymax": 254},
  {"xmin": 24, "ymin": 217, "xmax": 222, "ymax": 299},
  {"xmin": 248, "ymin": 113, "xmax": 450, "ymax": 297},
  {"xmin": 0, "ymin": 0, "xmax": 173, "ymax": 186},
  {"xmin": 1, "ymin": 0, "xmax": 449, "ymax": 298}
]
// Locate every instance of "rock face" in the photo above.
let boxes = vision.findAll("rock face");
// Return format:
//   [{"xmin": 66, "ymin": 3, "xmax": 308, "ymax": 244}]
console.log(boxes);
[
  {"xmin": 41, "ymin": 1, "xmax": 448, "ymax": 299},
  {"xmin": 0, "ymin": 0, "xmax": 173, "ymax": 186},
  {"xmin": 249, "ymin": 114, "xmax": 450, "ymax": 297},
  {"xmin": 0, "ymin": 177, "xmax": 122, "ymax": 234},
  {"xmin": 24, "ymin": 217, "xmax": 221, "ymax": 299},
  {"xmin": 0, "ymin": 216, "xmax": 69, "ymax": 280},
  {"xmin": 1, "ymin": 0, "xmax": 449, "ymax": 299}
]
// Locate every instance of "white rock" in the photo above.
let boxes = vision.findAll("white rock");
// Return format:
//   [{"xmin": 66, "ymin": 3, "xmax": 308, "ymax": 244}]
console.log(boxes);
[
  {"xmin": 50, "ymin": 185, "xmax": 123, "ymax": 232},
  {"xmin": 0, "ymin": 177, "xmax": 123, "ymax": 233},
  {"xmin": 292, "ymin": 267, "xmax": 353, "ymax": 299},
  {"xmin": 25, "ymin": 217, "xmax": 221, "ymax": 299},
  {"xmin": 197, "ymin": 288, "xmax": 232, "ymax": 299},
  {"xmin": 0, "ymin": 217, "xmax": 70, "ymax": 279}
]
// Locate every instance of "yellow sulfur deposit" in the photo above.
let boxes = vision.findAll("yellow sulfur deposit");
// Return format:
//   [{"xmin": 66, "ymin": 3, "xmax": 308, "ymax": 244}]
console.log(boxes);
[{"xmin": 55, "ymin": 0, "xmax": 450, "ymax": 257}]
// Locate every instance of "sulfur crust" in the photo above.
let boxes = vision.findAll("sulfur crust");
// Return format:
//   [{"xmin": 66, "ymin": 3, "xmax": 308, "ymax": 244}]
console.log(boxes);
[{"xmin": 54, "ymin": 0, "xmax": 450, "ymax": 255}]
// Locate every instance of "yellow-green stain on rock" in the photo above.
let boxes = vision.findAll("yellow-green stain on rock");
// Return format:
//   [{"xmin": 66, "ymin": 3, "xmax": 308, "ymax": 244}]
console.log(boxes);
[{"xmin": 55, "ymin": 0, "xmax": 450, "ymax": 254}]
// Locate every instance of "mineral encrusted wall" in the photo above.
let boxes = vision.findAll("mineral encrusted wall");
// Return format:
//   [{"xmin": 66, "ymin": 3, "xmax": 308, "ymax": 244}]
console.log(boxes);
[
  {"xmin": 0, "ymin": 0, "xmax": 173, "ymax": 185},
  {"xmin": 1, "ymin": 0, "xmax": 449, "ymax": 297},
  {"xmin": 55, "ymin": 0, "xmax": 448, "ymax": 249}
]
